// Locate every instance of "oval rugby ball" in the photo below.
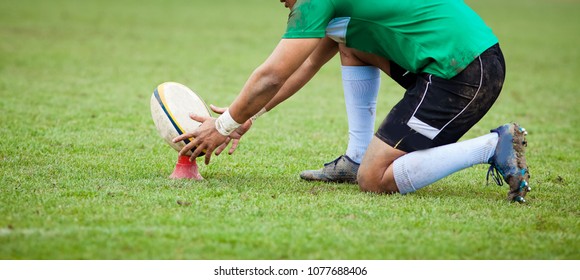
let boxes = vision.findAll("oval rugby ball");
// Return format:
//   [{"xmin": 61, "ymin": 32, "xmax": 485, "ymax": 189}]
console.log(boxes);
[{"xmin": 150, "ymin": 82, "xmax": 211, "ymax": 156}]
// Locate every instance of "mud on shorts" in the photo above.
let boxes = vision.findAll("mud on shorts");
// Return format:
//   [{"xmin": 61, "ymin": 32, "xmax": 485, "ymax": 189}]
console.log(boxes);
[{"xmin": 376, "ymin": 43, "xmax": 506, "ymax": 152}]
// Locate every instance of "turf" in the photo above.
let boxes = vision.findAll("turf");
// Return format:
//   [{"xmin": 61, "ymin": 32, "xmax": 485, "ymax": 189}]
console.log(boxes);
[{"xmin": 0, "ymin": 0, "xmax": 578, "ymax": 260}]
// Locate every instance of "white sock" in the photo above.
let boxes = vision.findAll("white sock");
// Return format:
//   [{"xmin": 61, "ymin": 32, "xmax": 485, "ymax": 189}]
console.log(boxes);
[
  {"xmin": 393, "ymin": 133, "xmax": 498, "ymax": 194},
  {"xmin": 342, "ymin": 65, "xmax": 380, "ymax": 164}
]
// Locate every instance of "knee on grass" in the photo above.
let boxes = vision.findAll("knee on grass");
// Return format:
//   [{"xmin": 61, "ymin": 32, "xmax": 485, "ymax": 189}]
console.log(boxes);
[{"xmin": 357, "ymin": 170, "xmax": 399, "ymax": 194}]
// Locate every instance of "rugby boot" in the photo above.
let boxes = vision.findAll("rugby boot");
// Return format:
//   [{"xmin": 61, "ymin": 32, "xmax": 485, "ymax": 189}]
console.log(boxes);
[
  {"xmin": 300, "ymin": 155, "xmax": 359, "ymax": 183},
  {"xmin": 487, "ymin": 123, "xmax": 531, "ymax": 203}
]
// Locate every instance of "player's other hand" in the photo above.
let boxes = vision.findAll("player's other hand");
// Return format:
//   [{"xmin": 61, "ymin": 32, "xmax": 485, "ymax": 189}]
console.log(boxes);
[{"xmin": 209, "ymin": 105, "xmax": 253, "ymax": 156}]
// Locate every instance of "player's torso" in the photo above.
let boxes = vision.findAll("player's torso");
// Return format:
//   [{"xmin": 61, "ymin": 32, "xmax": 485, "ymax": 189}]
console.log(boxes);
[{"xmin": 287, "ymin": 0, "xmax": 498, "ymax": 78}]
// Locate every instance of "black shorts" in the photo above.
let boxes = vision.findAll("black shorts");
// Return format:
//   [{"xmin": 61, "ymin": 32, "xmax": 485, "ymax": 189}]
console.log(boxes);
[{"xmin": 376, "ymin": 44, "xmax": 506, "ymax": 152}]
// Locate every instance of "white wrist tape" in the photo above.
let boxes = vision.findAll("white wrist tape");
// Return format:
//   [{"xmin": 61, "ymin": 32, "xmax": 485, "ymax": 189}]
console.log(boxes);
[
  {"xmin": 250, "ymin": 108, "xmax": 267, "ymax": 122},
  {"xmin": 215, "ymin": 109, "xmax": 242, "ymax": 136}
]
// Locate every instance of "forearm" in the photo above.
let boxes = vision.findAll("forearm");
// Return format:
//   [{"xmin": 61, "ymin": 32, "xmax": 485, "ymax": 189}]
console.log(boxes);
[
  {"xmin": 265, "ymin": 37, "xmax": 339, "ymax": 112},
  {"xmin": 229, "ymin": 67, "xmax": 284, "ymax": 122},
  {"xmin": 223, "ymin": 38, "xmax": 322, "ymax": 125},
  {"xmin": 264, "ymin": 58, "xmax": 323, "ymax": 111}
]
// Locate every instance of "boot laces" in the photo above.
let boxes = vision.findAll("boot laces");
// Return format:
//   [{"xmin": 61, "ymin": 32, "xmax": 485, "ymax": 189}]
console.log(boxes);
[{"xmin": 486, "ymin": 165, "xmax": 504, "ymax": 186}]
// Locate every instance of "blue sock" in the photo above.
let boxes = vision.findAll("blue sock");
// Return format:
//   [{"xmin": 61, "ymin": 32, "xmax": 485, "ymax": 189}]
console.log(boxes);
[{"xmin": 342, "ymin": 66, "xmax": 380, "ymax": 163}]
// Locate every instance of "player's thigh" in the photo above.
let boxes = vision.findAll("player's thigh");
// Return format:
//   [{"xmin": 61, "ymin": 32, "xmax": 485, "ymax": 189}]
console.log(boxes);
[
  {"xmin": 376, "ymin": 47, "xmax": 504, "ymax": 153},
  {"xmin": 338, "ymin": 44, "xmax": 391, "ymax": 72}
]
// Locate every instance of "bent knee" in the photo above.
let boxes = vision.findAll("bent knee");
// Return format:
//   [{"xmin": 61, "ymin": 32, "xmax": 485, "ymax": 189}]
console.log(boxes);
[
  {"xmin": 357, "ymin": 174, "xmax": 383, "ymax": 193},
  {"xmin": 357, "ymin": 168, "xmax": 399, "ymax": 194},
  {"xmin": 339, "ymin": 44, "xmax": 366, "ymax": 66},
  {"xmin": 338, "ymin": 44, "xmax": 356, "ymax": 57}
]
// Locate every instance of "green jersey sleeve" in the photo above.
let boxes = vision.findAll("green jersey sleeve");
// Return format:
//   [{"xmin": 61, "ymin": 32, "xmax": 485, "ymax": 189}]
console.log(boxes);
[{"xmin": 282, "ymin": 0, "xmax": 335, "ymax": 39}]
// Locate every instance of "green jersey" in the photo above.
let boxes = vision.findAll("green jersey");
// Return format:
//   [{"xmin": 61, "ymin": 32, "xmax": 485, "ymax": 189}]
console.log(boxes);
[{"xmin": 283, "ymin": 0, "xmax": 498, "ymax": 79}]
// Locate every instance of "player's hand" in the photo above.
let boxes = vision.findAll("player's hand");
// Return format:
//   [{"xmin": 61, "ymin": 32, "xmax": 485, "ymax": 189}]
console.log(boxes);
[
  {"xmin": 209, "ymin": 105, "xmax": 253, "ymax": 156},
  {"xmin": 172, "ymin": 113, "xmax": 227, "ymax": 165}
]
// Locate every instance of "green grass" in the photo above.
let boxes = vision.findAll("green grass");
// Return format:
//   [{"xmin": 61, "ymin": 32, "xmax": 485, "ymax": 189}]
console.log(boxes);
[{"xmin": 0, "ymin": 0, "xmax": 578, "ymax": 260}]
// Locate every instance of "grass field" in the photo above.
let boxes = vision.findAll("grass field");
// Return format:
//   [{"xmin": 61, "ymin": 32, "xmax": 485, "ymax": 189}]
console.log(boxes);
[{"xmin": 0, "ymin": 0, "xmax": 578, "ymax": 260}]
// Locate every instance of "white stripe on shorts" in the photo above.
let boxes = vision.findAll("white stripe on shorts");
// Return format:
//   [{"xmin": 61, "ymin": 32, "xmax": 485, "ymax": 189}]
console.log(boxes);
[{"xmin": 406, "ymin": 57, "xmax": 484, "ymax": 140}]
